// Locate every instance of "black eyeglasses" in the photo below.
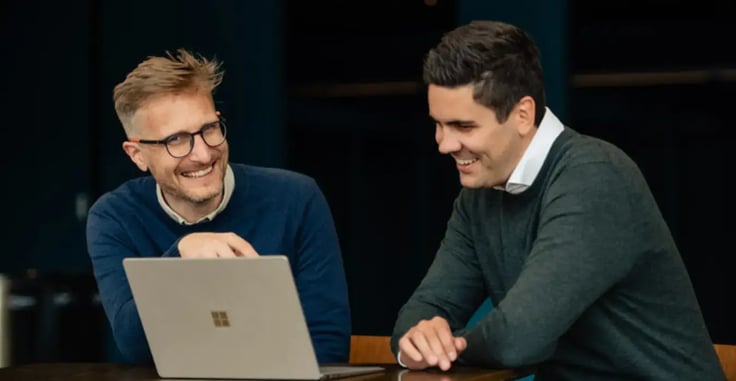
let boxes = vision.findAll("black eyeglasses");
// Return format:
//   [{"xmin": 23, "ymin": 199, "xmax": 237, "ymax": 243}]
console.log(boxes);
[{"xmin": 129, "ymin": 117, "xmax": 227, "ymax": 158}]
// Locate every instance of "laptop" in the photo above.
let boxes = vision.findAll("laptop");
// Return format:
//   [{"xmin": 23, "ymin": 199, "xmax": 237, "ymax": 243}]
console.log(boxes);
[{"xmin": 123, "ymin": 256, "xmax": 385, "ymax": 380}]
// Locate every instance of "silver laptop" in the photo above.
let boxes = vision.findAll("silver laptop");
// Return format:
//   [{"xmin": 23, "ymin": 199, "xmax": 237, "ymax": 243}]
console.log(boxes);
[{"xmin": 123, "ymin": 256, "xmax": 384, "ymax": 380}]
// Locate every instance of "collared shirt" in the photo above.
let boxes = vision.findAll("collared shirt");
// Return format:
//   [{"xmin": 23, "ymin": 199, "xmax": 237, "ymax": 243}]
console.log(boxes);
[
  {"xmin": 156, "ymin": 164, "xmax": 235, "ymax": 225},
  {"xmin": 494, "ymin": 107, "xmax": 565, "ymax": 194}
]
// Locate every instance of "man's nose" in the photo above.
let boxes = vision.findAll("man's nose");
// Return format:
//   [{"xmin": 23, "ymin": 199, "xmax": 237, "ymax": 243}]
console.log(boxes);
[
  {"xmin": 436, "ymin": 127, "xmax": 459, "ymax": 154},
  {"xmin": 187, "ymin": 134, "xmax": 213, "ymax": 162}
]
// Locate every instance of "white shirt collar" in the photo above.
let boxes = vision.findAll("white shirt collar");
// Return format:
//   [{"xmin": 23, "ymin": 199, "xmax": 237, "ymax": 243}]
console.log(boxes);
[
  {"xmin": 157, "ymin": 164, "xmax": 235, "ymax": 225},
  {"xmin": 495, "ymin": 107, "xmax": 564, "ymax": 194}
]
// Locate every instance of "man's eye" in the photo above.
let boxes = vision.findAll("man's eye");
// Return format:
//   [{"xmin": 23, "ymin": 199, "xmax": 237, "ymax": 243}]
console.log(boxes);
[
  {"xmin": 166, "ymin": 133, "xmax": 189, "ymax": 146},
  {"xmin": 202, "ymin": 123, "xmax": 218, "ymax": 134}
]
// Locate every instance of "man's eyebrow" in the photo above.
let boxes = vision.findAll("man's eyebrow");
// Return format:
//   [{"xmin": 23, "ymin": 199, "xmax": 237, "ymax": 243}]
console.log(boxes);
[
  {"xmin": 431, "ymin": 118, "xmax": 476, "ymax": 127},
  {"xmin": 446, "ymin": 119, "xmax": 476, "ymax": 126},
  {"xmin": 168, "ymin": 119, "xmax": 220, "ymax": 135}
]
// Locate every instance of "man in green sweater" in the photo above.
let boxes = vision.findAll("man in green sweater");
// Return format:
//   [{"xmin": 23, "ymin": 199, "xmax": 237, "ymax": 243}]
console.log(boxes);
[{"xmin": 391, "ymin": 20, "xmax": 725, "ymax": 380}]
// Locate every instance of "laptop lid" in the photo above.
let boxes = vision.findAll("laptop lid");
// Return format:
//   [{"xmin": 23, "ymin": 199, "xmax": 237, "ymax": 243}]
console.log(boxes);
[{"xmin": 123, "ymin": 256, "xmax": 329, "ymax": 379}]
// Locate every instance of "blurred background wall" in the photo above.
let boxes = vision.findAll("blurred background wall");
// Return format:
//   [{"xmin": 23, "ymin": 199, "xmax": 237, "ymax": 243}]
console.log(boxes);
[{"xmin": 0, "ymin": 0, "xmax": 733, "ymax": 365}]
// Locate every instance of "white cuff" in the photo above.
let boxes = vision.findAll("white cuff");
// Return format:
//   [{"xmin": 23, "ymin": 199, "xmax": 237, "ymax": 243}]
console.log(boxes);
[{"xmin": 396, "ymin": 350, "xmax": 408, "ymax": 368}]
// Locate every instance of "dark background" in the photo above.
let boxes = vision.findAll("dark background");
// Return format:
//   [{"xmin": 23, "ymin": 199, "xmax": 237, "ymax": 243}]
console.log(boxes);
[{"xmin": 1, "ymin": 0, "xmax": 733, "ymax": 365}]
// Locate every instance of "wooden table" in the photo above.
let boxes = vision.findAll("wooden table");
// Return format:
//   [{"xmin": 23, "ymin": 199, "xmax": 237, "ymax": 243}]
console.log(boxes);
[{"xmin": 0, "ymin": 362, "xmax": 532, "ymax": 380}]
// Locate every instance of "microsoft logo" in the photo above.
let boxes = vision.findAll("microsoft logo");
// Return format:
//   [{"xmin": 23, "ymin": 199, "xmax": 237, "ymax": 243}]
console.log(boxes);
[{"xmin": 211, "ymin": 311, "xmax": 230, "ymax": 327}]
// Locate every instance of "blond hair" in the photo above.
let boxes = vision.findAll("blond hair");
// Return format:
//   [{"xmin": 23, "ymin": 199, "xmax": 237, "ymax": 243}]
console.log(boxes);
[{"xmin": 113, "ymin": 48, "xmax": 224, "ymax": 135}]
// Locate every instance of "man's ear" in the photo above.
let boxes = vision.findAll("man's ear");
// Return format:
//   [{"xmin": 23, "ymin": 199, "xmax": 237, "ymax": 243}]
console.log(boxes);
[
  {"xmin": 515, "ymin": 96, "xmax": 536, "ymax": 137},
  {"xmin": 122, "ymin": 141, "xmax": 149, "ymax": 172}
]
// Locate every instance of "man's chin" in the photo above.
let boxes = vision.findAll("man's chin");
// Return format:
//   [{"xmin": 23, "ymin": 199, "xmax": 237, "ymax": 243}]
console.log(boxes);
[
  {"xmin": 184, "ymin": 191, "xmax": 220, "ymax": 204},
  {"xmin": 459, "ymin": 175, "xmax": 481, "ymax": 189},
  {"xmin": 180, "ymin": 185, "xmax": 223, "ymax": 204}
]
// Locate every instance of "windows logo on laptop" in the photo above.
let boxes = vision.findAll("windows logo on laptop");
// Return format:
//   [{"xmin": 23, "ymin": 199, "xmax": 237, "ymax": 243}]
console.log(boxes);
[{"xmin": 124, "ymin": 255, "xmax": 385, "ymax": 380}]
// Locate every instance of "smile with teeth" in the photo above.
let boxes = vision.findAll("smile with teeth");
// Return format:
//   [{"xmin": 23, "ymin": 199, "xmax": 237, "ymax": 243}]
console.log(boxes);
[
  {"xmin": 181, "ymin": 165, "xmax": 214, "ymax": 178},
  {"xmin": 456, "ymin": 158, "xmax": 479, "ymax": 166}
]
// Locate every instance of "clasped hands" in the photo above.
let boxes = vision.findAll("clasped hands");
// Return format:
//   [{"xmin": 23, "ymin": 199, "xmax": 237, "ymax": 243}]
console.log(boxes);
[
  {"xmin": 177, "ymin": 232, "xmax": 259, "ymax": 258},
  {"xmin": 398, "ymin": 316, "xmax": 467, "ymax": 371}
]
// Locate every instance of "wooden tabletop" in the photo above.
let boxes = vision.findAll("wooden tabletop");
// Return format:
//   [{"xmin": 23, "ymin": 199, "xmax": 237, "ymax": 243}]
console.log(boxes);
[{"xmin": 0, "ymin": 362, "xmax": 533, "ymax": 380}]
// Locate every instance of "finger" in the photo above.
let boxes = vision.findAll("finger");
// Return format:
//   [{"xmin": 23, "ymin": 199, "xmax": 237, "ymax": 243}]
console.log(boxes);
[
  {"xmin": 437, "ymin": 327, "xmax": 458, "ymax": 362},
  {"xmin": 224, "ymin": 233, "xmax": 259, "ymax": 257},
  {"xmin": 177, "ymin": 234, "xmax": 199, "ymax": 258},
  {"xmin": 188, "ymin": 244, "xmax": 218, "ymax": 258},
  {"xmin": 398, "ymin": 336, "xmax": 423, "ymax": 363},
  {"xmin": 178, "ymin": 233, "xmax": 225, "ymax": 258},
  {"xmin": 212, "ymin": 240, "xmax": 238, "ymax": 258},
  {"xmin": 409, "ymin": 330, "xmax": 439, "ymax": 367},
  {"xmin": 454, "ymin": 337, "xmax": 467, "ymax": 353},
  {"xmin": 425, "ymin": 328, "xmax": 452, "ymax": 370},
  {"xmin": 398, "ymin": 337, "xmax": 428, "ymax": 370}
]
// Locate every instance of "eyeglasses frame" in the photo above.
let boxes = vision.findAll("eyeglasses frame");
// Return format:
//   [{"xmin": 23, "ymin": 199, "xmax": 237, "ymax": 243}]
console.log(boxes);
[{"xmin": 128, "ymin": 115, "xmax": 228, "ymax": 158}]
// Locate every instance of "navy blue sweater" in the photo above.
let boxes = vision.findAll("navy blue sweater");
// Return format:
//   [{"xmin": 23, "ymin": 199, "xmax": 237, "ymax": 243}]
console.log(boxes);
[{"xmin": 87, "ymin": 164, "xmax": 351, "ymax": 364}]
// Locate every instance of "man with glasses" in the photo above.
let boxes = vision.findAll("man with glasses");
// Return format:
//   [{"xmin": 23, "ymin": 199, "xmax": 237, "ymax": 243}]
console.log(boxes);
[{"xmin": 86, "ymin": 49, "xmax": 350, "ymax": 365}]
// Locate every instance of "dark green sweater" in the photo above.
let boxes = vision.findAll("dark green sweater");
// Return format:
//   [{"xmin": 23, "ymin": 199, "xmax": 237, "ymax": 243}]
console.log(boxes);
[{"xmin": 392, "ymin": 128, "xmax": 724, "ymax": 380}]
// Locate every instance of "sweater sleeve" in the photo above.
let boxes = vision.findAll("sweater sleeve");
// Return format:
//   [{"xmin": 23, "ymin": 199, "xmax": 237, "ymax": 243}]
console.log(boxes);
[
  {"xmin": 461, "ymin": 162, "xmax": 646, "ymax": 367},
  {"xmin": 291, "ymin": 179, "xmax": 351, "ymax": 364},
  {"xmin": 390, "ymin": 192, "xmax": 488, "ymax": 356},
  {"xmin": 86, "ymin": 199, "xmax": 153, "ymax": 364}
]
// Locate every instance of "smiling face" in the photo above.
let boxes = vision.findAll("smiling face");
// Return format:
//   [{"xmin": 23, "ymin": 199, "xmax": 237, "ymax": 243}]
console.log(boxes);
[
  {"xmin": 122, "ymin": 90, "xmax": 228, "ymax": 219},
  {"xmin": 429, "ymin": 84, "xmax": 536, "ymax": 189}
]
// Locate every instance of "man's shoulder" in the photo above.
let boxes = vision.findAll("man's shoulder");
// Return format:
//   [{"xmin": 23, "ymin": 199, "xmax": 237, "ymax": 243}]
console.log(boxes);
[
  {"xmin": 542, "ymin": 128, "xmax": 649, "ymax": 198},
  {"xmin": 548, "ymin": 128, "xmax": 639, "ymax": 174},
  {"xmin": 89, "ymin": 176, "xmax": 156, "ymax": 215}
]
